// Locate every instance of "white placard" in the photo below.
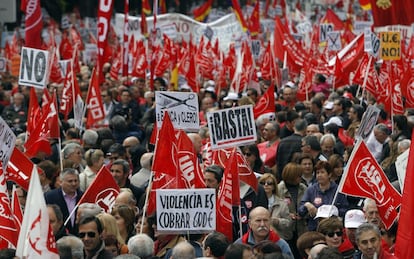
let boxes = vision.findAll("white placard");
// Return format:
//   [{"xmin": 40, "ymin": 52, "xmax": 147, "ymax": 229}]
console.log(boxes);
[
  {"xmin": 156, "ymin": 91, "xmax": 200, "ymax": 131},
  {"xmin": 206, "ymin": 105, "xmax": 257, "ymax": 150},
  {"xmin": 0, "ymin": 117, "xmax": 16, "ymax": 169},
  {"xmin": 395, "ymin": 148, "xmax": 409, "ymax": 192},
  {"xmin": 19, "ymin": 47, "xmax": 50, "ymax": 89},
  {"xmin": 327, "ymin": 31, "xmax": 342, "ymax": 51},
  {"xmin": 156, "ymin": 189, "xmax": 216, "ymax": 233},
  {"xmin": 0, "ymin": 58, "xmax": 6, "ymax": 72},
  {"xmin": 83, "ymin": 44, "xmax": 98, "ymax": 65}
]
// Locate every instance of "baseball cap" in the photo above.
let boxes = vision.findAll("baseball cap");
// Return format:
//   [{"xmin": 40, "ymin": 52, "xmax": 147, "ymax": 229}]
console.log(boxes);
[
  {"xmin": 323, "ymin": 101, "xmax": 334, "ymax": 110},
  {"xmin": 223, "ymin": 92, "xmax": 239, "ymax": 101},
  {"xmin": 323, "ymin": 116, "xmax": 343, "ymax": 128},
  {"xmin": 315, "ymin": 205, "xmax": 339, "ymax": 219},
  {"xmin": 344, "ymin": 209, "xmax": 366, "ymax": 228}
]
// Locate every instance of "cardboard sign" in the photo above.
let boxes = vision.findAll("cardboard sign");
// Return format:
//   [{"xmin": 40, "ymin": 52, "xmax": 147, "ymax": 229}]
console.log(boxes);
[
  {"xmin": 380, "ymin": 32, "xmax": 401, "ymax": 60},
  {"xmin": 395, "ymin": 149, "xmax": 409, "ymax": 192},
  {"xmin": 327, "ymin": 31, "xmax": 342, "ymax": 51},
  {"xmin": 364, "ymin": 28, "xmax": 380, "ymax": 58},
  {"xmin": 356, "ymin": 105, "xmax": 380, "ymax": 140},
  {"xmin": 156, "ymin": 189, "xmax": 216, "ymax": 233},
  {"xmin": 19, "ymin": 47, "xmax": 49, "ymax": 88},
  {"xmin": 0, "ymin": 117, "xmax": 16, "ymax": 170},
  {"xmin": 0, "ymin": 58, "xmax": 6, "ymax": 72},
  {"xmin": 206, "ymin": 105, "xmax": 257, "ymax": 150}
]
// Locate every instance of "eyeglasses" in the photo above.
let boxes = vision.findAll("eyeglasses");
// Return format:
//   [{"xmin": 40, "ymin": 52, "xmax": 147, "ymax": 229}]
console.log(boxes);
[
  {"xmin": 244, "ymin": 153, "xmax": 252, "ymax": 157},
  {"xmin": 325, "ymin": 231, "xmax": 343, "ymax": 238},
  {"xmin": 259, "ymin": 181, "xmax": 274, "ymax": 186},
  {"xmin": 79, "ymin": 232, "xmax": 97, "ymax": 238}
]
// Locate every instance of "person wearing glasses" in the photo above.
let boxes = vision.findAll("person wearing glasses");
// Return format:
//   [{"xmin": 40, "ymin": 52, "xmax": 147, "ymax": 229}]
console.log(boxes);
[
  {"xmin": 258, "ymin": 173, "xmax": 292, "ymax": 242},
  {"xmin": 317, "ymin": 216, "xmax": 355, "ymax": 258},
  {"xmin": 78, "ymin": 216, "xmax": 114, "ymax": 258}
]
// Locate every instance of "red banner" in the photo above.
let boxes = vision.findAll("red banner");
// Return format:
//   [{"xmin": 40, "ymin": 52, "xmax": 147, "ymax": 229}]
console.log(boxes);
[
  {"xmin": 338, "ymin": 140, "xmax": 401, "ymax": 229},
  {"xmin": 97, "ymin": 0, "xmax": 114, "ymax": 83},
  {"xmin": 370, "ymin": 0, "xmax": 414, "ymax": 27}
]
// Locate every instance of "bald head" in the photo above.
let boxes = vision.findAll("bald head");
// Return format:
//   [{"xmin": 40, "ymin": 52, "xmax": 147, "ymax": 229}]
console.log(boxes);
[
  {"xmin": 140, "ymin": 152, "xmax": 153, "ymax": 170},
  {"xmin": 187, "ymin": 133, "xmax": 202, "ymax": 154}
]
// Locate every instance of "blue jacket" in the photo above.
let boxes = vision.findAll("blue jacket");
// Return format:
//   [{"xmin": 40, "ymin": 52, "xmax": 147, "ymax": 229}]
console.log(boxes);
[{"xmin": 298, "ymin": 181, "xmax": 349, "ymax": 231}]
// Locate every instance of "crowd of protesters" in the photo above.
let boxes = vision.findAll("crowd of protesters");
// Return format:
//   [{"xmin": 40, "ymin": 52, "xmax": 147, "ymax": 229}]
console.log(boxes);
[{"xmin": 0, "ymin": 59, "xmax": 406, "ymax": 258}]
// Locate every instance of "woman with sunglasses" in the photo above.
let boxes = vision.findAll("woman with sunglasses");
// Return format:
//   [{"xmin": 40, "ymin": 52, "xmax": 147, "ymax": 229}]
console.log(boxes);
[
  {"xmin": 317, "ymin": 216, "xmax": 355, "ymax": 258},
  {"xmin": 258, "ymin": 173, "xmax": 292, "ymax": 242}
]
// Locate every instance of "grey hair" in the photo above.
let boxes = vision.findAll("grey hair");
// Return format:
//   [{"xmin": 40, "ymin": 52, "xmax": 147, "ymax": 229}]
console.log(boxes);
[
  {"xmin": 398, "ymin": 139, "xmax": 411, "ymax": 153},
  {"xmin": 127, "ymin": 234, "xmax": 154, "ymax": 258},
  {"xmin": 362, "ymin": 198, "xmax": 376, "ymax": 212},
  {"xmin": 56, "ymin": 236, "xmax": 84, "ymax": 259},
  {"xmin": 171, "ymin": 241, "xmax": 195, "ymax": 259},
  {"xmin": 62, "ymin": 143, "xmax": 82, "ymax": 159},
  {"xmin": 59, "ymin": 168, "xmax": 79, "ymax": 181},
  {"xmin": 78, "ymin": 203, "xmax": 103, "ymax": 221},
  {"xmin": 355, "ymin": 223, "xmax": 381, "ymax": 243},
  {"xmin": 320, "ymin": 133, "xmax": 336, "ymax": 145}
]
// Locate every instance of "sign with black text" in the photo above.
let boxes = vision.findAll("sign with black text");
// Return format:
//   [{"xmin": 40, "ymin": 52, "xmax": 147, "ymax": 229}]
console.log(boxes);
[
  {"xmin": 156, "ymin": 189, "xmax": 216, "ymax": 233},
  {"xmin": 156, "ymin": 91, "xmax": 199, "ymax": 131},
  {"xmin": 380, "ymin": 31, "xmax": 401, "ymax": 60},
  {"xmin": 0, "ymin": 58, "xmax": 6, "ymax": 72},
  {"xmin": 356, "ymin": 105, "xmax": 380, "ymax": 140},
  {"xmin": 19, "ymin": 47, "xmax": 49, "ymax": 88},
  {"xmin": 0, "ymin": 117, "xmax": 16, "ymax": 169},
  {"xmin": 207, "ymin": 105, "xmax": 257, "ymax": 150}
]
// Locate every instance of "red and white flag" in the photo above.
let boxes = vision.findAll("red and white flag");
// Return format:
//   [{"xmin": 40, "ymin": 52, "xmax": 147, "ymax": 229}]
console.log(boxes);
[
  {"xmin": 16, "ymin": 166, "xmax": 59, "ymax": 258},
  {"xmin": 216, "ymin": 148, "xmax": 239, "ymax": 241},
  {"xmin": 6, "ymin": 147, "xmax": 37, "ymax": 191},
  {"xmin": 338, "ymin": 140, "xmax": 401, "ymax": 229},
  {"xmin": 0, "ymin": 163, "xmax": 18, "ymax": 248},
  {"xmin": 77, "ymin": 166, "xmax": 120, "ymax": 213},
  {"xmin": 97, "ymin": 0, "xmax": 114, "ymax": 83},
  {"xmin": 86, "ymin": 68, "xmax": 105, "ymax": 128},
  {"xmin": 11, "ymin": 185, "xmax": 24, "ymax": 235},
  {"xmin": 395, "ymin": 131, "xmax": 414, "ymax": 258},
  {"xmin": 253, "ymin": 84, "xmax": 275, "ymax": 119},
  {"xmin": 21, "ymin": 0, "xmax": 43, "ymax": 48}
]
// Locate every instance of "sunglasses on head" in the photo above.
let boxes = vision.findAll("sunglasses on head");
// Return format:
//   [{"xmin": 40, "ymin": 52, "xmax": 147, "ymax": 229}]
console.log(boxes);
[
  {"xmin": 326, "ymin": 231, "xmax": 343, "ymax": 238},
  {"xmin": 79, "ymin": 231, "xmax": 97, "ymax": 238}
]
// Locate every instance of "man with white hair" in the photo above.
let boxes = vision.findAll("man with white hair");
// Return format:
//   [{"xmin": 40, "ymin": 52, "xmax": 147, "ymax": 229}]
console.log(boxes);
[
  {"xmin": 170, "ymin": 241, "xmax": 195, "ymax": 259},
  {"xmin": 128, "ymin": 233, "xmax": 154, "ymax": 258},
  {"xmin": 131, "ymin": 152, "xmax": 153, "ymax": 189},
  {"xmin": 56, "ymin": 236, "xmax": 84, "ymax": 259}
]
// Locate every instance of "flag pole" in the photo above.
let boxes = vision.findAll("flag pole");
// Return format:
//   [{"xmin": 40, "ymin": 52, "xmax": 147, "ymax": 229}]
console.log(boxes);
[
  {"xmin": 357, "ymin": 55, "xmax": 373, "ymax": 102},
  {"xmin": 140, "ymin": 171, "xmax": 153, "ymax": 234},
  {"xmin": 63, "ymin": 203, "xmax": 79, "ymax": 228}
]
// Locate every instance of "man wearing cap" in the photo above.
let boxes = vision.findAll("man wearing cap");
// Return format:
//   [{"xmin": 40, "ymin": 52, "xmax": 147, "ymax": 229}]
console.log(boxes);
[
  {"xmin": 344, "ymin": 209, "xmax": 366, "ymax": 249},
  {"xmin": 332, "ymin": 97, "xmax": 351, "ymax": 130}
]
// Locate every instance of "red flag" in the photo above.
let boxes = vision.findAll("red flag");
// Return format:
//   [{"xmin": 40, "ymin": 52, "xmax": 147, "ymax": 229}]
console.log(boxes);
[
  {"xmin": 97, "ymin": 0, "xmax": 115, "ymax": 83},
  {"xmin": 11, "ymin": 186, "xmax": 24, "ymax": 235},
  {"xmin": 216, "ymin": 148, "xmax": 239, "ymax": 241},
  {"xmin": 193, "ymin": 0, "xmax": 213, "ymax": 22},
  {"xmin": 395, "ymin": 131, "xmax": 414, "ymax": 258},
  {"xmin": 142, "ymin": 0, "xmax": 151, "ymax": 15},
  {"xmin": 140, "ymin": 12, "xmax": 148, "ymax": 38},
  {"xmin": 196, "ymin": 37, "xmax": 215, "ymax": 80},
  {"xmin": 86, "ymin": 69, "xmax": 105, "ymax": 128},
  {"xmin": 60, "ymin": 60, "xmax": 75, "ymax": 118},
  {"xmin": 212, "ymin": 148, "xmax": 258, "ymax": 193},
  {"xmin": 26, "ymin": 88, "xmax": 41, "ymax": 138},
  {"xmin": 7, "ymin": 148, "xmax": 37, "ymax": 191},
  {"xmin": 122, "ymin": 0, "xmax": 129, "ymax": 77},
  {"xmin": 21, "ymin": 0, "xmax": 43, "ymax": 48},
  {"xmin": 338, "ymin": 140, "xmax": 401, "ymax": 229},
  {"xmin": 231, "ymin": 0, "xmax": 248, "ymax": 32},
  {"xmin": 177, "ymin": 131, "xmax": 206, "ymax": 189},
  {"xmin": 77, "ymin": 166, "xmax": 120, "ymax": 212},
  {"xmin": 249, "ymin": 1, "xmax": 261, "ymax": 36},
  {"xmin": 253, "ymin": 84, "xmax": 275, "ymax": 119},
  {"xmin": 320, "ymin": 8, "xmax": 344, "ymax": 31},
  {"xmin": 48, "ymin": 47, "xmax": 64, "ymax": 84},
  {"xmin": 16, "ymin": 166, "xmax": 59, "ymax": 258},
  {"xmin": 47, "ymin": 91, "xmax": 60, "ymax": 139},
  {"xmin": 400, "ymin": 67, "xmax": 414, "ymax": 108},
  {"xmin": 370, "ymin": 0, "xmax": 414, "ymax": 27},
  {"xmin": 0, "ymin": 163, "xmax": 18, "ymax": 248},
  {"xmin": 330, "ymin": 33, "xmax": 364, "ymax": 75}
]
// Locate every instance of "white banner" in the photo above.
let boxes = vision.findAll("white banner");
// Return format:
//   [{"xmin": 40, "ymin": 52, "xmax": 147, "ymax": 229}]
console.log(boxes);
[
  {"xmin": 207, "ymin": 105, "xmax": 257, "ymax": 150},
  {"xmin": 156, "ymin": 189, "xmax": 216, "ymax": 233},
  {"xmin": 356, "ymin": 105, "xmax": 381, "ymax": 140},
  {"xmin": 19, "ymin": 47, "xmax": 49, "ymax": 89},
  {"xmin": 0, "ymin": 57, "xmax": 6, "ymax": 72},
  {"xmin": 156, "ymin": 91, "xmax": 200, "ymax": 131},
  {"xmin": 0, "ymin": 117, "xmax": 16, "ymax": 169},
  {"xmin": 115, "ymin": 13, "xmax": 245, "ymax": 52}
]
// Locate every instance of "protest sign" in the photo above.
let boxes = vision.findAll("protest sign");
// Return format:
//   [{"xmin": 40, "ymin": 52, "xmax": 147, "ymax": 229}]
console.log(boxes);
[
  {"xmin": 356, "ymin": 105, "xmax": 380, "ymax": 140},
  {"xmin": 18, "ymin": 47, "xmax": 49, "ymax": 88},
  {"xmin": 155, "ymin": 91, "xmax": 199, "ymax": 131},
  {"xmin": 380, "ymin": 31, "xmax": 401, "ymax": 60},
  {"xmin": 327, "ymin": 31, "xmax": 342, "ymax": 51},
  {"xmin": 0, "ymin": 58, "xmax": 6, "ymax": 72},
  {"xmin": 207, "ymin": 105, "xmax": 257, "ymax": 150},
  {"xmin": 0, "ymin": 117, "xmax": 16, "ymax": 169},
  {"xmin": 156, "ymin": 189, "xmax": 216, "ymax": 233}
]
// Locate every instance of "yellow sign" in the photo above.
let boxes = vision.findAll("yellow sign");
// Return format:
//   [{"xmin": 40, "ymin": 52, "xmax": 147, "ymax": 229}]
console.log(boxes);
[
  {"xmin": 10, "ymin": 55, "xmax": 21, "ymax": 77},
  {"xmin": 380, "ymin": 32, "xmax": 401, "ymax": 60}
]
